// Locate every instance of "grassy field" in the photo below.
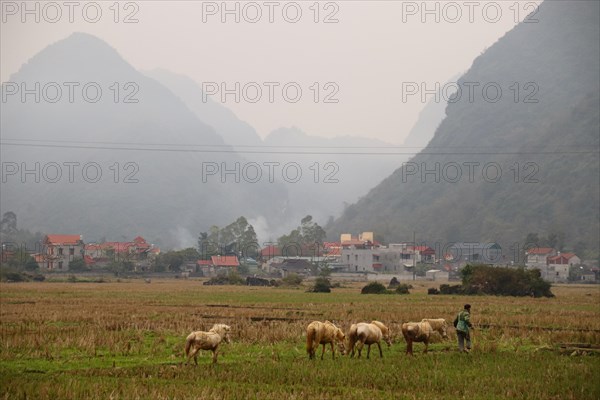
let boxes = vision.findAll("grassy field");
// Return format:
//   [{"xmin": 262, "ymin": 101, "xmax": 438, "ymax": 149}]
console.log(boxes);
[{"xmin": 1, "ymin": 279, "xmax": 599, "ymax": 399}]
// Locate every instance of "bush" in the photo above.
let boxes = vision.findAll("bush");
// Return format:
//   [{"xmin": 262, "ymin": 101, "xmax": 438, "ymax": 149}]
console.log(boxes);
[
  {"xmin": 436, "ymin": 264, "xmax": 555, "ymax": 297},
  {"xmin": 395, "ymin": 283, "xmax": 411, "ymax": 294},
  {"xmin": 203, "ymin": 271, "xmax": 245, "ymax": 285},
  {"xmin": 311, "ymin": 277, "xmax": 331, "ymax": 293},
  {"xmin": 361, "ymin": 282, "xmax": 388, "ymax": 294},
  {"xmin": 462, "ymin": 264, "xmax": 554, "ymax": 297},
  {"xmin": 428, "ymin": 287, "xmax": 440, "ymax": 295},
  {"xmin": 0, "ymin": 268, "xmax": 45, "ymax": 282},
  {"xmin": 439, "ymin": 284, "xmax": 464, "ymax": 294},
  {"xmin": 281, "ymin": 273, "xmax": 303, "ymax": 286}
]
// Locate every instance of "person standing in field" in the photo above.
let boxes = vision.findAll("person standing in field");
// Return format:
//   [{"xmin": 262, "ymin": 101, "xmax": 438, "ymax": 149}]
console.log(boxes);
[{"xmin": 454, "ymin": 304, "xmax": 473, "ymax": 352}]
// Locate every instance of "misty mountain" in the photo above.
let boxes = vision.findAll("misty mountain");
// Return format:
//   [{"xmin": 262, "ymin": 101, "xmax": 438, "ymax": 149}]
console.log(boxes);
[
  {"xmin": 261, "ymin": 127, "xmax": 402, "ymax": 224},
  {"xmin": 147, "ymin": 70, "xmax": 402, "ymax": 227},
  {"xmin": 0, "ymin": 32, "xmax": 289, "ymax": 248},
  {"xmin": 328, "ymin": 1, "xmax": 600, "ymax": 257},
  {"xmin": 402, "ymin": 74, "xmax": 461, "ymax": 151},
  {"xmin": 144, "ymin": 69, "xmax": 263, "ymax": 148}
]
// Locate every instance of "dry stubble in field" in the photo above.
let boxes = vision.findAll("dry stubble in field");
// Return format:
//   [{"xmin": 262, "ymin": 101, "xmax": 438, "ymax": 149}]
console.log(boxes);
[{"xmin": 1, "ymin": 280, "xmax": 599, "ymax": 399}]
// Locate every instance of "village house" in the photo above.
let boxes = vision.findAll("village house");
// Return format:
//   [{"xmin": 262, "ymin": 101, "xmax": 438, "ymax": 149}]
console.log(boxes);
[
  {"xmin": 339, "ymin": 233, "xmax": 430, "ymax": 274},
  {"xmin": 524, "ymin": 248, "xmax": 581, "ymax": 283},
  {"xmin": 36, "ymin": 234, "xmax": 84, "ymax": 271},
  {"xmin": 412, "ymin": 245, "xmax": 436, "ymax": 263},
  {"xmin": 84, "ymin": 236, "xmax": 159, "ymax": 269},
  {"xmin": 446, "ymin": 242, "xmax": 503, "ymax": 265},
  {"xmin": 525, "ymin": 247, "xmax": 557, "ymax": 268},
  {"xmin": 196, "ymin": 255, "xmax": 240, "ymax": 276},
  {"xmin": 546, "ymin": 252, "xmax": 581, "ymax": 283},
  {"xmin": 272, "ymin": 258, "xmax": 313, "ymax": 277}
]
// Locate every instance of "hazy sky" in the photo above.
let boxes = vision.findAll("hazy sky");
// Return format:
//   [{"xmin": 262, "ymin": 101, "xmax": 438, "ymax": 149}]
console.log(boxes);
[{"xmin": 1, "ymin": 0, "xmax": 542, "ymax": 144}]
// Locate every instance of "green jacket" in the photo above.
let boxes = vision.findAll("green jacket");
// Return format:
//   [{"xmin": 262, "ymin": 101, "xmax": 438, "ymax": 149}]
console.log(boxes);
[{"xmin": 455, "ymin": 310, "xmax": 472, "ymax": 333}]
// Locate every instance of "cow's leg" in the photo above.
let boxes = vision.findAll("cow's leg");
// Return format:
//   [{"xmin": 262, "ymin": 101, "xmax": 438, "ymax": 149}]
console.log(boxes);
[
  {"xmin": 424, "ymin": 340, "xmax": 429, "ymax": 354},
  {"xmin": 366, "ymin": 344, "xmax": 371, "ymax": 359},
  {"xmin": 377, "ymin": 342, "xmax": 383, "ymax": 358},
  {"xmin": 357, "ymin": 341, "xmax": 364, "ymax": 358},
  {"xmin": 189, "ymin": 347, "xmax": 200, "ymax": 366},
  {"xmin": 321, "ymin": 344, "xmax": 326, "ymax": 360},
  {"xmin": 330, "ymin": 342, "xmax": 335, "ymax": 359}
]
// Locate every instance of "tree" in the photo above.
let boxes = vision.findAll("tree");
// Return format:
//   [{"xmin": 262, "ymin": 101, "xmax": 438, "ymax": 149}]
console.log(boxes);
[
  {"xmin": 108, "ymin": 260, "xmax": 134, "ymax": 276},
  {"xmin": 68, "ymin": 258, "xmax": 88, "ymax": 272},
  {"xmin": 198, "ymin": 232, "xmax": 211, "ymax": 258},
  {"xmin": 0, "ymin": 212, "xmax": 17, "ymax": 233},
  {"xmin": 199, "ymin": 217, "xmax": 258, "ymax": 258},
  {"xmin": 300, "ymin": 215, "xmax": 326, "ymax": 244},
  {"xmin": 3, "ymin": 248, "xmax": 36, "ymax": 271},
  {"xmin": 278, "ymin": 215, "xmax": 327, "ymax": 254}
]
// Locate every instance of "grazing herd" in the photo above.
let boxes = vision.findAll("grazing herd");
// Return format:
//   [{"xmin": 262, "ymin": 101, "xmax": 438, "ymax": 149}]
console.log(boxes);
[{"xmin": 185, "ymin": 318, "xmax": 449, "ymax": 364}]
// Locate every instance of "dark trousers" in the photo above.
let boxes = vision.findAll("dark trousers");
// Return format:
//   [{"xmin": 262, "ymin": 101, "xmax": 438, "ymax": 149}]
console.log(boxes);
[{"xmin": 457, "ymin": 331, "xmax": 471, "ymax": 351}]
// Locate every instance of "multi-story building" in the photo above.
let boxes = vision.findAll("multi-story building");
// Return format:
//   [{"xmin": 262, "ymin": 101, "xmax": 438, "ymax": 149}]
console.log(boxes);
[{"xmin": 37, "ymin": 234, "xmax": 84, "ymax": 271}]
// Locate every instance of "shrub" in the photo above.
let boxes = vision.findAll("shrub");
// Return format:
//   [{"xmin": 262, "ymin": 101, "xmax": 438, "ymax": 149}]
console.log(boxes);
[
  {"xmin": 361, "ymin": 282, "xmax": 388, "ymax": 294},
  {"xmin": 436, "ymin": 264, "xmax": 554, "ymax": 297},
  {"xmin": 395, "ymin": 284, "xmax": 411, "ymax": 294},
  {"xmin": 462, "ymin": 264, "xmax": 554, "ymax": 297},
  {"xmin": 428, "ymin": 287, "xmax": 440, "ymax": 295},
  {"xmin": 311, "ymin": 277, "xmax": 331, "ymax": 293},
  {"xmin": 203, "ymin": 271, "xmax": 245, "ymax": 285},
  {"xmin": 68, "ymin": 258, "xmax": 88, "ymax": 272},
  {"xmin": 439, "ymin": 284, "xmax": 464, "ymax": 294},
  {"xmin": 281, "ymin": 273, "xmax": 303, "ymax": 286}
]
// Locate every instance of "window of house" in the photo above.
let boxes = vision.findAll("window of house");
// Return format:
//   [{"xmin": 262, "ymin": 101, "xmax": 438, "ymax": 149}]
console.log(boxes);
[
  {"xmin": 58, "ymin": 248, "xmax": 63, "ymax": 256},
  {"xmin": 59, "ymin": 261, "xmax": 63, "ymax": 269},
  {"xmin": 69, "ymin": 248, "xmax": 75, "ymax": 256}
]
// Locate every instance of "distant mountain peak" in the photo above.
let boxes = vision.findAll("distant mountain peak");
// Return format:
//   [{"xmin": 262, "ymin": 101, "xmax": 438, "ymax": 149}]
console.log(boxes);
[{"xmin": 12, "ymin": 32, "xmax": 135, "ymax": 81}]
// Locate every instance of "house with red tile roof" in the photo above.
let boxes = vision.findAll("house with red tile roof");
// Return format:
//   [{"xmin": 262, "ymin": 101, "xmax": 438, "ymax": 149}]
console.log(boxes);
[
  {"xmin": 546, "ymin": 252, "xmax": 581, "ymax": 282},
  {"xmin": 84, "ymin": 236, "xmax": 159, "ymax": 267},
  {"xmin": 195, "ymin": 255, "xmax": 240, "ymax": 276},
  {"xmin": 37, "ymin": 234, "xmax": 84, "ymax": 271},
  {"xmin": 260, "ymin": 245, "xmax": 283, "ymax": 259},
  {"xmin": 211, "ymin": 255, "xmax": 239, "ymax": 268},
  {"xmin": 196, "ymin": 259, "xmax": 214, "ymax": 276},
  {"xmin": 410, "ymin": 245, "xmax": 436, "ymax": 263},
  {"xmin": 525, "ymin": 247, "xmax": 581, "ymax": 283},
  {"xmin": 525, "ymin": 247, "xmax": 557, "ymax": 267}
]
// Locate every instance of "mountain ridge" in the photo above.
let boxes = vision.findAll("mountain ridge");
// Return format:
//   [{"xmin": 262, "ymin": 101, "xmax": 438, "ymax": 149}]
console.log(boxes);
[{"xmin": 327, "ymin": 0, "xmax": 600, "ymax": 257}]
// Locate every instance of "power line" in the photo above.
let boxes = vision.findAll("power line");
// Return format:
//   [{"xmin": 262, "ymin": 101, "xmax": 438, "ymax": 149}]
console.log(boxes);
[
  {"xmin": 1, "ymin": 141, "xmax": 598, "ymax": 155},
  {"xmin": 1, "ymin": 137, "xmax": 597, "ymax": 151}
]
